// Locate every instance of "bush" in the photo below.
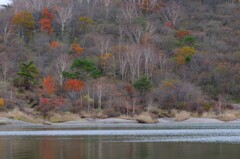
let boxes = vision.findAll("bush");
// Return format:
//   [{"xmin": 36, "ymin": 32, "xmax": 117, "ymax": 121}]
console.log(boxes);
[
  {"xmin": 175, "ymin": 111, "xmax": 191, "ymax": 121},
  {"xmin": 155, "ymin": 80, "xmax": 204, "ymax": 111},
  {"xmin": 136, "ymin": 113, "xmax": 158, "ymax": 124},
  {"xmin": 103, "ymin": 109, "xmax": 121, "ymax": 118},
  {"xmin": 48, "ymin": 112, "xmax": 81, "ymax": 123}
]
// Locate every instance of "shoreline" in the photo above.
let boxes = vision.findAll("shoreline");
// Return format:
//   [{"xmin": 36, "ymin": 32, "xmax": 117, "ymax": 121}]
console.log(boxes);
[{"xmin": 1, "ymin": 117, "xmax": 240, "ymax": 128}]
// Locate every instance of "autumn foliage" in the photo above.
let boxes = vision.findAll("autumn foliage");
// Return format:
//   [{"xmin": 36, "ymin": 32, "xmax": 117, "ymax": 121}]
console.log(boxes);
[
  {"xmin": 175, "ymin": 46, "xmax": 196, "ymax": 64},
  {"xmin": 175, "ymin": 30, "xmax": 191, "ymax": 39},
  {"xmin": 138, "ymin": 0, "xmax": 163, "ymax": 14},
  {"xmin": 43, "ymin": 76, "xmax": 55, "ymax": 94},
  {"xmin": 39, "ymin": 8, "xmax": 54, "ymax": 34},
  {"xmin": 0, "ymin": 98, "xmax": 5, "ymax": 107},
  {"xmin": 64, "ymin": 79, "xmax": 84, "ymax": 91},
  {"xmin": 50, "ymin": 41, "xmax": 60, "ymax": 48},
  {"xmin": 13, "ymin": 11, "xmax": 35, "ymax": 37},
  {"xmin": 71, "ymin": 43, "xmax": 84, "ymax": 54}
]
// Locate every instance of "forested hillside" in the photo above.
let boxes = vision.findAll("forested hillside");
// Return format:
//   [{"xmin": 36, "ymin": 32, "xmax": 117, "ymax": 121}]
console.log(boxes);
[{"xmin": 0, "ymin": 0, "xmax": 239, "ymax": 118}]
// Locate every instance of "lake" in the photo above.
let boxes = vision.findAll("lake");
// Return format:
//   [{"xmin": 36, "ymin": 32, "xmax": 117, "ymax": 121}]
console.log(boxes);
[{"xmin": 0, "ymin": 123, "xmax": 240, "ymax": 159}]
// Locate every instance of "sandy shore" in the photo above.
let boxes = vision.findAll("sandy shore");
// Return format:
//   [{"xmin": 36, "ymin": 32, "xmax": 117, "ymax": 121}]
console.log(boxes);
[{"xmin": 1, "ymin": 117, "xmax": 240, "ymax": 127}]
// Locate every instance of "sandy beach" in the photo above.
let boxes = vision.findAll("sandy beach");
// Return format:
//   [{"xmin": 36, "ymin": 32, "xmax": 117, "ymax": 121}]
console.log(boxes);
[{"xmin": 1, "ymin": 117, "xmax": 239, "ymax": 128}]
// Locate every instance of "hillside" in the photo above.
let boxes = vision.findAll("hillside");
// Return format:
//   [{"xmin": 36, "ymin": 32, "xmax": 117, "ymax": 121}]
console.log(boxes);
[{"xmin": 0, "ymin": 0, "xmax": 239, "ymax": 120}]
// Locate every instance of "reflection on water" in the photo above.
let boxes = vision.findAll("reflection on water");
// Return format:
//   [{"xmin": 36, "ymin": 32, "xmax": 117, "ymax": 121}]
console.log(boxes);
[
  {"xmin": 0, "ymin": 137, "xmax": 240, "ymax": 159},
  {"xmin": 0, "ymin": 123, "xmax": 240, "ymax": 159}
]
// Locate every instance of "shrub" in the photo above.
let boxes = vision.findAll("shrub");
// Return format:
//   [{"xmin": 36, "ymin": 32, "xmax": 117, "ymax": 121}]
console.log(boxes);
[
  {"xmin": 136, "ymin": 112, "xmax": 158, "ymax": 124},
  {"xmin": 103, "ymin": 109, "xmax": 121, "ymax": 118},
  {"xmin": 48, "ymin": 112, "xmax": 80, "ymax": 123},
  {"xmin": 175, "ymin": 111, "xmax": 191, "ymax": 121}
]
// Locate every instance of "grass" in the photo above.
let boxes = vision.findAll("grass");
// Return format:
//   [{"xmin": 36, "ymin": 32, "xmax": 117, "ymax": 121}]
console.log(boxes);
[
  {"xmin": 0, "ymin": 108, "xmax": 44, "ymax": 123},
  {"xmin": 218, "ymin": 110, "xmax": 240, "ymax": 121},
  {"xmin": 135, "ymin": 112, "xmax": 159, "ymax": 124},
  {"xmin": 48, "ymin": 112, "xmax": 81, "ymax": 123},
  {"xmin": 119, "ymin": 115, "xmax": 134, "ymax": 120},
  {"xmin": 201, "ymin": 111, "xmax": 217, "ymax": 118},
  {"xmin": 175, "ymin": 111, "xmax": 191, "ymax": 121},
  {"xmin": 201, "ymin": 110, "xmax": 240, "ymax": 121}
]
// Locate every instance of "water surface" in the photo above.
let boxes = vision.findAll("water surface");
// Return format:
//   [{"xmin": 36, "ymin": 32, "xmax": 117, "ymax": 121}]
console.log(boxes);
[{"xmin": 0, "ymin": 123, "xmax": 240, "ymax": 159}]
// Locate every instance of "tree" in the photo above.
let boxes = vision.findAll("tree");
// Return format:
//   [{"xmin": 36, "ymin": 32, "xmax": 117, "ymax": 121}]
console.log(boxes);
[
  {"xmin": 12, "ymin": 11, "xmax": 35, "ymax": 40},
  {"xmin": 43, "ymin": 76, "xmax": 55, "ymax": 94},
  {"xmin": 161, "ymin": 1, "xmax": 183, "ymax": 29},
  {"xmin": 133, "ymin": 76, "xmax": 151, "ymax": 96},
  {"xmin": 175, "ymin": 46, "xmax": 196, "ymax": 65},
  {"xmin": 79, "ymin": 16, "xmax": 94, "ymax": 30},
  {"xmin": 0, "ymin": 98, "xmax": 5, "ymax": 108},
  {"xmin": 71, "ymin": 39, "xmax": 84, "ymax": 54},
  {"xmin": 15, "ymin": 61, "xmax": 39, "ymax": 90},
  {"xmin": 54, "ymin": 54, "xmax": 71, "ymax": 88},
  {"xmin": 64, "ymin": 79, "xmax": 84, "ymax": 91},
  {"xmin": 55, "ymin": 1, "xmax": 74, "ymax": 36},
  {"xmin": 39, "ymin": 8, "xmax": 54, "ymax": 34},
  {"xmin": 63, "ymin": 59, "xmax": 102, "ymax": 80}
]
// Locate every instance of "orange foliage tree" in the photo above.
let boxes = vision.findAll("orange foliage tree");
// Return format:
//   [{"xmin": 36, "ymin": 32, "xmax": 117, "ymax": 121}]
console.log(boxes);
[
  {"xmin": 64, "ymin": 79, "xmax": 84, "ymax": 91},
  {"xmin": 0, "ymin": 98, "xmax": 5, "ymax": 108},
  {"xmin": 39, "ymin": 8, "xmax": 54, "ymax": 34},
  {"xmin": 43, "ymin": 76, "xmax": 55, "ymax": 94},
  {"xmin": 50, "ymin": 41, "xmax": 60, "ymax": 48},
  {"xmin": 71, "ymin": 43, "xmax": 84, "ymax": 54},
  {"xmin": 175, "ymin": 30, "xmax": 191, "ymax": 39},
  {"xmin": 71, "ymin": 38, "xmax": 84, "ymax": 54}
]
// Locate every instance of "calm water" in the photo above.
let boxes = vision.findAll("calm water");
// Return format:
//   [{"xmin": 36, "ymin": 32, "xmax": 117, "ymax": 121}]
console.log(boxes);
[{"xmin": 0, "ymin": 123, "xmax": 240, "ymax": 159}]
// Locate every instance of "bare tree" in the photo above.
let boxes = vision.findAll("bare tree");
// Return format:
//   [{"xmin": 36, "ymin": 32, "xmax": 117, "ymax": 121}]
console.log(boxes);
[
  {"xmin": 143, "ymin": 46, "xmax": 156, "ymax": 78},
  {"xmin": 161, "ymin": 1, "xmax": 183, "ymax": 28},
  {"xmin": 0, "ymin": 10, "xmax": 13, "ymax": 46},
  {"xmin": 54, "ymin": 54, "xmax": 71, "ymax": 88},
  {"xmin": 55, "ymin": 1, "xmax": 74, "ymax": 36},
  {"xmin": 0, "ymin": 53, "xmax": 12, "ymax": 84},
  {"xmin": 100, "ymin": 0, "xmax": 113, "ymax": 18},
  {"xmin": 157, "ymin": 52, "xmax": 167, "ymax": 74},
  {"xmin": 95, "ymin": 78, "xmax": 103, "ymax": 110},
  {"xmin": 120, "ymin": 5, "xmax": 155, "ymax": 45},
  {"xmin": 115, "ymin": 47, "xmax": 128, "ymax": 80},
  {"xmin": 126, "ymin": 46, "xmax": 142, "ymax": 83}
]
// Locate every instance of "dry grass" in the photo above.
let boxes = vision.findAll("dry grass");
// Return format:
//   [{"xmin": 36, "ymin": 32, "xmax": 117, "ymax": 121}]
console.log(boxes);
[
  {"xmin": 201, "ymin": 111, "xmax": 217, "ymax": 118},
  {"xmin": 170, "ymin": 109, "xmax": 178, "ymax": 117},
  {"xmin": 219, "ymin": 113, "xmax": 237, "ymax": 121},
  {"xmin": 0, "ymin": 108, "xmax": 44, "ymax": 123},
  {"xmin": 175, "ymin": 111, "xmax": 191, "ymax": 121},
  {"xmin": 201, "ymin": 110, "xmax": 240, "ymax": 121},
  {"xmin": 80, "ymin": 110, "xmax": 108, "ymax": 119},
  {"xmin": 48, "ymin": 112, "xmax": 81, "ymax": 123},
  {"xmin": 119, "ymin": 115, "xmax": 134, "ymax": 120},
  {"xmin": 135, "ymin": 113, "xmax": 158, "ymax": 124},
  {"xmin": 218, "ymin": 110, "xmax": 240, "ymax": 121}
]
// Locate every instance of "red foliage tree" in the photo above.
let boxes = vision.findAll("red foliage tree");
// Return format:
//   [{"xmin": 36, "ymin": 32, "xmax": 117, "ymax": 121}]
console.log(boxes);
[
  {"xmin": 39, "ymin": 8, "xmax": 54, "ymax": 34},
  {"xmin": 40, "ymin": 97, "xmax": 51, "ymax": 105},
  {"xmin": 50, "ymin": 41, "xmax": 60, "ymax": 48},
  {"xmin": 64, "ymin": 79, "xmax": 84, "ymax": 91},
  {"xmin": 43, "ymin": 76, "xmax": 55, "ymax": 94}
]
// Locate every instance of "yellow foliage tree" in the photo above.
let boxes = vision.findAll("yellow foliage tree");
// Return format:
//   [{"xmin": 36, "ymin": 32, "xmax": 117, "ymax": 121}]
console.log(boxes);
[
  {"xmin": 13, "ymin": 11, "xmax": 35, "ymax": 39},
  {"xmin": 175, "ymin": 46, "xmax": 196, "ymax": 64}
]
